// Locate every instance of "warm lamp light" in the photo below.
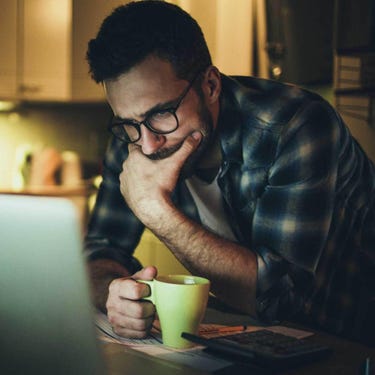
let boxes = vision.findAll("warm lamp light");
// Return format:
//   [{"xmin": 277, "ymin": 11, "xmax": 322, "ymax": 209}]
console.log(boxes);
[{"xmin": 0, "ymin": 101, "xmax": 20, "ymax": 112}]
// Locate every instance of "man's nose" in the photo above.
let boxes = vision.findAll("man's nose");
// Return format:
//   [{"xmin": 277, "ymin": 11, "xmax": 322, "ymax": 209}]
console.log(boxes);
[{"xmin": 138, "ymin": 124, "xmax": 166, "ymax": 155}]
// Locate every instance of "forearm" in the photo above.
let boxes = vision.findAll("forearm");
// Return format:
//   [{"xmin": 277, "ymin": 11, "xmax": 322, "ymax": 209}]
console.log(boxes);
[
  {"xmin": 87, "ymin": 258, "xmax": 131, "ymax": 312},
  {"xmin": 120, "ymin": 134, "xmax": 258, "ymax": 314},
  {"xmin": 146, "ymin": 202, "xmax": 258, "ymax": 316}
]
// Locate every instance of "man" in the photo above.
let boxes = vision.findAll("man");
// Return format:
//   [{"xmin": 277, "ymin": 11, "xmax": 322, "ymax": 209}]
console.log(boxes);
[{"xmin": 86, "ymin": 0, "xmax": 375, "ymax": 345}]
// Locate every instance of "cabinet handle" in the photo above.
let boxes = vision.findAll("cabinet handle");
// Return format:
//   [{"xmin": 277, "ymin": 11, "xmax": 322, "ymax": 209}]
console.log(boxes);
[{"xmin": 18, "ymin": 84, "xmax": 42, "ymax": 93}]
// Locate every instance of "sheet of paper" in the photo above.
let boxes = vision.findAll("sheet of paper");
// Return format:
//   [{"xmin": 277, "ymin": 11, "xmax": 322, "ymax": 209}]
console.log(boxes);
[
  {"xmin": 95, "ymin": 310, "xmax": 232, "ymax": 372},
  {"xmin": 266, "ymin": 325, "xmax": 313, "ymax": 339}
]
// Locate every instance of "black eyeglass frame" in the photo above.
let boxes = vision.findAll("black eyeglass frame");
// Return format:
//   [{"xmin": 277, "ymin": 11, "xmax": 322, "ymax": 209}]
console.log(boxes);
[{"xmin": 107, "ymin": 71, "xmax": 203, "ymax": 144}]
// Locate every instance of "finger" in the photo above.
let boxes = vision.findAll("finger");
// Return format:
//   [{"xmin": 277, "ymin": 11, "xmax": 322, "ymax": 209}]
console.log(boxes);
[
  {"xmin": 108, "ymin": 277, "xmax": 148, "ymax": 301},
  {"xmin": 107, "ymin": 293, "xmax": 156, "ymax": 318},
  {"xmin": 121, "ymin": 299, "xmax": 156, "ymax": 319},
  {"xmin": 110, "ymin": 314, "xmax": 155, "ymax": 339},
  {"xmin": 106, "ymin": 297, "xmax": 155, "ymax": 338},
  {"xmin": 108, "ymin": 266, "xmax": 157, "ymax": 302},
  {"xmin": 127, "ymin": 143, "xmax": 140, "ymax": 153},
  {"xmin": 132, "ymin": 266, "xmax": 158, "ymax": 281},
  {"xmin": 107, "ymin": 302, "xmax": 155, "ymax": 325},
  {"xmin": 173, "ymin": 131, "xmax": 202, "ymax": 165},
  {"xmin": 132, "ymin": 266, "xmax": 158, "ymax": 299}
]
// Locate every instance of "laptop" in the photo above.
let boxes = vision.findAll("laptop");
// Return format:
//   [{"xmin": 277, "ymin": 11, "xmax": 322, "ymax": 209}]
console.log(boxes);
[
  {"xmin": 0, "ymin": 194, "xmax": 201, "ymax": 375},
  {"xmin": 0, "ymin": 194, "xmax": 106, "ymax": 375}
]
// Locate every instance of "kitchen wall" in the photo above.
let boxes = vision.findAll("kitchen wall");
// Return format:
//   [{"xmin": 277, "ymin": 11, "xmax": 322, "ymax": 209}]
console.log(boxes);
[
  {"xmin": 0, "ymin": 102, "xmax": 111, "ymax": 188},
  {"xmin": 173, "ymin": 0, "xmax": 254, "ymax": 76}
]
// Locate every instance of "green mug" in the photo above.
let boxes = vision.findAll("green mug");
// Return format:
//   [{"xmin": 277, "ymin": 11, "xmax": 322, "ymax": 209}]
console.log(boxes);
[{"xmin": 138, "ymin": 275, "xmax": 210, "ymax": 349}]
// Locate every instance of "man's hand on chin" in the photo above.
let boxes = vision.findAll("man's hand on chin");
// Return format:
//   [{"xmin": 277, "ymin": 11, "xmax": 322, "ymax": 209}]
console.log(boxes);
[{"xmin": 119, "ymin": 131, "xmax": 202, "ymax": 225}]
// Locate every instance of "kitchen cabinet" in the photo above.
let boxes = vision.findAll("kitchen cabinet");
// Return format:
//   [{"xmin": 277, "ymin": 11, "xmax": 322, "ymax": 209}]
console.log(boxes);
[
  {"xmin": 0, "ymin": 0, "xmax": 125, "ymax": 102},
  {"xmin": 0, "ymin": 1, "xmax": 18, "ymax": 98}
]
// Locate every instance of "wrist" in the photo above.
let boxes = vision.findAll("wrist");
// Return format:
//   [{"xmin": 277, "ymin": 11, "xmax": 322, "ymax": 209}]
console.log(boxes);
[{"xmin": 142, "ymin": 197, "xmax": 180, "ymax": 234}]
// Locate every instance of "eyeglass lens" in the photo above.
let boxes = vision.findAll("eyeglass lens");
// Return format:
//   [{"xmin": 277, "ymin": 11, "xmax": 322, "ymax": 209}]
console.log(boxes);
[{"xmin": 112, "ymin": 111, "xmax": 178, "ymax": 142}]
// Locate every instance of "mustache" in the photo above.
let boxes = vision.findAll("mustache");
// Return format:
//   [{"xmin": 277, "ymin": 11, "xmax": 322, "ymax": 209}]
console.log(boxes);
[{"xmin": 146, "ymin": 141, "xmax": 184, "ymax": 160}]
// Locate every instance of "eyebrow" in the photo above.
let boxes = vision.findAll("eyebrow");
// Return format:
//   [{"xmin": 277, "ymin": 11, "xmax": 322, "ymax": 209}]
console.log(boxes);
[{"xmin": 113, "ymin": 95, "xmax": 181, "ymax": 123}]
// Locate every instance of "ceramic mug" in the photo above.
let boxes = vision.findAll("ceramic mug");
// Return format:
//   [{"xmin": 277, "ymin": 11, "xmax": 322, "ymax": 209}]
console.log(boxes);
[{"xmin": 138, "ymin": 275, "xmax": 210, "ymax": 349}]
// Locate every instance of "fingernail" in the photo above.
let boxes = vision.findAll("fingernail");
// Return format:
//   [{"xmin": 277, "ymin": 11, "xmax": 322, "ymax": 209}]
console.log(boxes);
[{"xmin": 191, "ymin": 131, "xmax": 202, "ymax": 141}]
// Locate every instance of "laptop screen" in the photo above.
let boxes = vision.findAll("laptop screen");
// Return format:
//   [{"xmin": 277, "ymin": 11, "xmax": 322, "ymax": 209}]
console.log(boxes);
[{"xmin": 0, "ymin": 194, "xmax": 105, "ymax": 375}]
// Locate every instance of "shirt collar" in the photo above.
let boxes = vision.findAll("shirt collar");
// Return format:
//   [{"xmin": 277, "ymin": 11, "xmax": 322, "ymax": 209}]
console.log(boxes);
[{"xmin": 216, "ymin": 74, "xmax": 245, "ymax": 164}]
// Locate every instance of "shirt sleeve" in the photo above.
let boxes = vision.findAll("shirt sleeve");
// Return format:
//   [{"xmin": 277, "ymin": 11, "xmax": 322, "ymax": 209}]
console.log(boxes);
[
  {"xmin": 84, "ymin": 137, "xmax": 144, "ymax": 274},
  {"xmin": 253, "ymin": 100, "xmax": 341, "ymax": 322}
]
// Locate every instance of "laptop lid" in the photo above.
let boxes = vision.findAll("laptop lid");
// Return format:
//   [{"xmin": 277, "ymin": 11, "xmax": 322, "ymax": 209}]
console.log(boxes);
[
  {"xmin": 0, "ymin": 194, "xmax": 105, "ymax": 375},
  {"xmin": 0, "ymin": 194, "xmax": 214, "ymax": 375}
]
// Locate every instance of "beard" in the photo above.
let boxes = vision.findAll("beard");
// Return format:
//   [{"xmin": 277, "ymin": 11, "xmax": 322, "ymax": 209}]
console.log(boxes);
[{"xmin": 146, "ymin": 99, "xmax": 215, "ymax": 179}]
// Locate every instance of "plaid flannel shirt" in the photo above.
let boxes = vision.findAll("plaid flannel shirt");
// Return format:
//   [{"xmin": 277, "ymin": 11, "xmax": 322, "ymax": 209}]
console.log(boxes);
[{"xmin": 85, "ymin": 74, "xmax": 375, "ymax": 343}]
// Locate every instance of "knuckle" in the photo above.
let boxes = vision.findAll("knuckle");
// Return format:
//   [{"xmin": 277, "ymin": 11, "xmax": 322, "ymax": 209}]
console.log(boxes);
[
  {"xmin": 128, "ymin": 318, "xmax": 147, "ymax": 331},
  {"xmin": 130, "ymin": 282, "xmax": 147, "ymax": 300},
  {"xmin": 107, "ymin": 312, "xmax": 116, "ymax": 325},
  {"xmin": 105, "ymin": 298, "xmax": 116, "ymax": 313},
  {"xmin": 108, "ymin": 278, "xmax": 120, "ymax": 294},
  {"xmin": 130, "ymin": 301, "xmax": 144, "ymax": 318}
]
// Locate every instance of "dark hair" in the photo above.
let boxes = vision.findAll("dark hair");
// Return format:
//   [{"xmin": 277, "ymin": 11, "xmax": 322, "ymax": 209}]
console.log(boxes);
[{"xmin": 87, "ymin": 0, "xmax": 212, "ymax": 83}]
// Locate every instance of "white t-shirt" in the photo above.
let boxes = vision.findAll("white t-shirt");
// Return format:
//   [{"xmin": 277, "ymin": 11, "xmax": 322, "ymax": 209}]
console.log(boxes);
[{"xmin": 185, "ymin": 174, "xmax": 237, "ymax": 242}]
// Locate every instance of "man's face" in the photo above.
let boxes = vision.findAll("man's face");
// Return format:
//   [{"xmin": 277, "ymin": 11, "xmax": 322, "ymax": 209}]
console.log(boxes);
[{"xmin": 104, "ymin": 56, "xmax": 218, "ymax": 176}]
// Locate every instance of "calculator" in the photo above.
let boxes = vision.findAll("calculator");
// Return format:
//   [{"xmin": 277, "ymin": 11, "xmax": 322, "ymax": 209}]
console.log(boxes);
[{"xmin": 181, "ymin": 329, "xmax": 332, "ymax": 370}]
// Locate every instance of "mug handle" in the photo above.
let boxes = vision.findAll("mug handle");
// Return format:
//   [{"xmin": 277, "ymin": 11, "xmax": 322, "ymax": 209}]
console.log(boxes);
[{"xmin": 137, "ymin": 279, "xmax": 155, "ymax": 304}]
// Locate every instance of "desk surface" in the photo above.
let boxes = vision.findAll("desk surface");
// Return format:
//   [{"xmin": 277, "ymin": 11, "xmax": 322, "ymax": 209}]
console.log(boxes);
[{"xmin": 101, "ymin": 305, "xmax": 375, "ymax": 375}]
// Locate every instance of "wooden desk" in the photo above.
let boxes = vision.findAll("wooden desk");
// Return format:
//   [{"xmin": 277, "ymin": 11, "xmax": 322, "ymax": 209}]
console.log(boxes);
[
  {"xmin": 282, "ymin": 332, "xmax": 374, "ymax": 375},
  {"xmin": 103, "ymin": 343, "xmax": 211, "ymax": 375},
  {"xmin": 101, "ymin": 306, "xmax": 375, "ymax": 375}
]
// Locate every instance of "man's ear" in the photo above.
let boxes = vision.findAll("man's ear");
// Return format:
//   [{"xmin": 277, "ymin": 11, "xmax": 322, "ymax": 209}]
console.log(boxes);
[{"xmin": 202, "ymin": 66, "xmax": 221, "ymax": 104}]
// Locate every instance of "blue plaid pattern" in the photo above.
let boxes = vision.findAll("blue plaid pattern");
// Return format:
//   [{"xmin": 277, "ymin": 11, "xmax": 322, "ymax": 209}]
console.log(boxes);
[{"xmin": 85, "ymin": 75, "xmax": 375, "ymax": 342}]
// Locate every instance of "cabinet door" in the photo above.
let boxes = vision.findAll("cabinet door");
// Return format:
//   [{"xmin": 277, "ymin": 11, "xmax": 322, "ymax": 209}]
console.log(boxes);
[
  {"xmin": 0, "ymin": 0, "xmax": 128, "ymax": 102},
  {"xmin": 20, "ymin": 0, "xmax": 72, "ymax": 100},
  {"xmin": 71, "ymin": 0, "xmax": 126, "ymax": 101},
  {"xmin": 0, "ymin": 1, "xmax": 18, "ymax": 99}
]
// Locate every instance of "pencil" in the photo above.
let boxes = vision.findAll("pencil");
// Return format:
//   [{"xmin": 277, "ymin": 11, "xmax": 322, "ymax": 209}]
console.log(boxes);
[{"xmin": 203, "ymin": 325, "xmax": 247, "ymax": 334}]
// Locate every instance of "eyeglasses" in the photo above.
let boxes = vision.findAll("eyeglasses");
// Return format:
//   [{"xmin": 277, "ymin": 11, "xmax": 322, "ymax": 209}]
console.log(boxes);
[{"xmin": 108, "ymin": 72, "xmax": 201, "ymax": 143}]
